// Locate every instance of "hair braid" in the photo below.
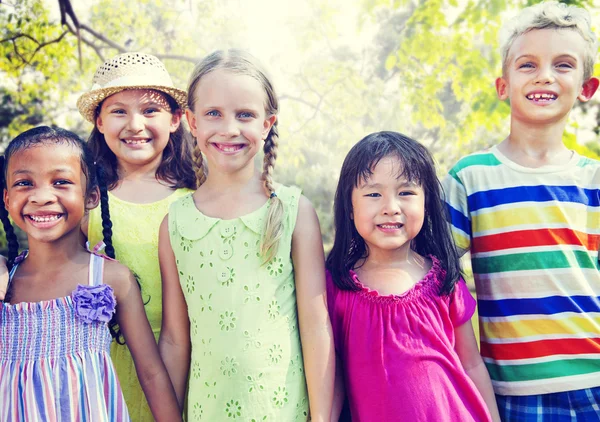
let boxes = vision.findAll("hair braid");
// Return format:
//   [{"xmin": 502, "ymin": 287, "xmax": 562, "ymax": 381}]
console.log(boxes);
[
  {"xmin": 0, "ymin": 156, "xmax": 19, "ymax": 272},
  {"xmin": 193, "ymin": 139, "xmax": 207, "ymax": 187},
  {"xmin": 260, "ymin": 123, "xmax": 284, "ymax": 263},
  {"xmin": 96, "ymin": 165, "xmax": 115, "ymax": 260}
]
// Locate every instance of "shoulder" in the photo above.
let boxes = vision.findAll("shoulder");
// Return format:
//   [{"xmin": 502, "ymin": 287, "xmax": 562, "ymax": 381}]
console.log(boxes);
[
  {"xmin": 293, "ymin": 194, "xmax": 319, "ymax": 231},
  {"xmin": 101, "ymin": 257, "xmax": 137, "ymax": 298},
  {"xmin": 447, "ymin": 148, "xmax": 502, "ymax": 179}
]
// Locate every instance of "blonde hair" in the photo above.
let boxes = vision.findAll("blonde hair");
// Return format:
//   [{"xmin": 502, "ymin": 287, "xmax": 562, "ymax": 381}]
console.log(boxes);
[
  {"xmin": 499, "ymin": 1, "xmax": 598, "ymax": 81},
  {"xmin": 187, "ymin": 49, "xmax": 284, "ymax": 263}
]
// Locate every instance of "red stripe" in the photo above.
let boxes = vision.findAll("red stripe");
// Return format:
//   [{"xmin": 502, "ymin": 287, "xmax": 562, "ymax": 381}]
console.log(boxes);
[
  {"xmin": 473, "ymin": 228, "xmax": 598, "ymax": 253},
  {"xmin": 481, "ymin": 337, "xmax": 600, "ymax": 360}
]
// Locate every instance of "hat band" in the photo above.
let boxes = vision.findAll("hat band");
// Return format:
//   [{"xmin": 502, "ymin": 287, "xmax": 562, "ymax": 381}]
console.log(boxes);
[{"xmin": 90, "ymin": 73, "xmax": 176, "ymax": 91}]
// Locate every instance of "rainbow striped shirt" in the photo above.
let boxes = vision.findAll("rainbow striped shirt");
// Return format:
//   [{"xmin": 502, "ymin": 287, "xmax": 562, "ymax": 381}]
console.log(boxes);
[{"xmin": 442, "ymin": 146, "xmax": 600, "ymax": 396}]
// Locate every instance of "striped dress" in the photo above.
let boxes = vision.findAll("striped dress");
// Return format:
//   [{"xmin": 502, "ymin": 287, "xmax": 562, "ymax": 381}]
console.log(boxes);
[
  {"xmin": 0, "ymin": 253, "xmax": 130, "ymax": 421},
  {"xmin": 442, "ymin": 146, "xmax": 600, "ymax": 396}
]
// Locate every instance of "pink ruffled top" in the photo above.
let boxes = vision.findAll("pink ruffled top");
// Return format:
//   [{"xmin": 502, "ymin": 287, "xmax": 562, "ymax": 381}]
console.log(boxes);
[{"xmin": 326, "ymin": 257, "xmax": 491, "ymax": 422}]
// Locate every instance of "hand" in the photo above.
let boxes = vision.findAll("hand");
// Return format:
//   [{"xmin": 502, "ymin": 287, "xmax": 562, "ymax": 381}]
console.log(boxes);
[{"xmin": 0, "ymin": 256, "xmax": 8, "ymax": 301}]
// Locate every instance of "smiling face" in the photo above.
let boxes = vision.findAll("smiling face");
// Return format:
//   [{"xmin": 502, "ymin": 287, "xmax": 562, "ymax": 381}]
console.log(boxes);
[
  {"xmin": 96, "ymin": 89, "xmax": 182, "ymax": 173},
  {"xmin": 351, "ymin": 155, "xmax": 425, "ymax": 260},
  {"xmin": 496, "ymin": 28, "xmax": 598, "ymax": 127},
  {"xmin": 186, "ymin": 70, "xmax": 276, "ymax": 177},
  {"xmin": 3, "ymin": 143, "xmax": 99, "ymax": 245}
]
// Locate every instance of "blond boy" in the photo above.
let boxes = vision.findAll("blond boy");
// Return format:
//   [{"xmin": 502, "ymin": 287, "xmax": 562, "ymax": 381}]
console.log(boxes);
[{"xmin": 443, "ymin": 2, "xmax": 600, "ymax": 420}]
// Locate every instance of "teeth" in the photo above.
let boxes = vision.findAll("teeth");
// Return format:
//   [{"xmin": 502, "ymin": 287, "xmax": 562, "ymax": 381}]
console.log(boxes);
[
  {"xmin": 219, "ymin": 145, "xmax": 241, "ymax": 152},
  {"xmin": 380, "ymin": 224, "xmax": 401, "ymax": 229},
  {"xmin": 29, "ymin": 215, "xmax": 60, "ymax": 222},
  {"xmin": 527, "ymin": 93, "xmax": 556, "ymax": 100},
  {"xmin": 123, "ymin": 139, "xmax": 148, "ymax": 144}
]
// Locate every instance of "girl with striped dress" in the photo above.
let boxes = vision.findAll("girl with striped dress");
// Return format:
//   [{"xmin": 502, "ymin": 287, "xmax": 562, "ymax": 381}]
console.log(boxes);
[{"xmin": 0, "ymin": 127, "xmax": 181, "ymax": 421}]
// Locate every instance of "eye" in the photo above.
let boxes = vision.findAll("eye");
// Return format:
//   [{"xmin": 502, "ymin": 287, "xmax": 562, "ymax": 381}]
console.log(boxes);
[
  {"xmin": 110, "ymin": 108, "xmax": 126, "ymax": 115},
  {"xmin": 399, "ymin": 190, "xmax": 415, "ymax": 196},
  {"xmin": 13, "ymin": 180, "xmax": 32, "ymax": 187},
  {"xmin": 54, "ymin": 179, "xmax": 73, "ymax": 186},
  {"xmin": 556, "ymin": 62, "xmax": 574, "ymax": 69},
  {"xmin": 238, "ymin": 111, "xmax": 255, "ymax": 119},
  {"xmin": 144, "ymin": 107, "xmax": 160, "ymax": 114},
  {"xmin": 206, "ymin": 110, "xmax": 221, "ymax": 117},
  {"xmin": 364, "ymin": 193, "xmax": 381, "ymax": 198},
  {"xmin": 518, "ymin": 62, "xmax": 535, "ymax": 69}
]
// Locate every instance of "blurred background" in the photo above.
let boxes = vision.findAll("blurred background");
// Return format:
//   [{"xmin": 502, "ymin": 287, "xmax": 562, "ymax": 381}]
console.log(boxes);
[{"xmin": 1, "ymin": 0, "xmax": 599, "ymax": 252}]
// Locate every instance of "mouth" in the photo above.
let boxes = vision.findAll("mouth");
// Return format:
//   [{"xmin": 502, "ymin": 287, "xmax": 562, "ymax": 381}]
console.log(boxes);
[
  {"xmin": 25, "ymin": 213, "xmax": 64, "ymax": 224},
  {"xmin": 378, "ymin": 223, "xmax": 403, "ymax": 229},
  {"xmin": 526, "ymin": 92, "xmax": 557, "ymax": 102},
  {"xmin": 213, "ymin": 143, "xmax": 245, "ymax": 153},
  {"xmin": 121, "ymin": 138, "xmax": 150, "ymax": 145}
]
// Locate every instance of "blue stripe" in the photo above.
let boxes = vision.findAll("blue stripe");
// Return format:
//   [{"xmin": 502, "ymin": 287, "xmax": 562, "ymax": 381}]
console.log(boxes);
[
  {"xmin": 446, "ymin": 203, "xmax": 471, "ymax": 237},
  {"xmin": 32, "ymin": 361, "xmax": 48, "ymax": 421},
  {"xmin": 478, "ymin": 295, "xmax": 600, "ymax": 317},
  {"xmin": 467, "ymin": 185, "xmax": 600, "ymax": 212}
]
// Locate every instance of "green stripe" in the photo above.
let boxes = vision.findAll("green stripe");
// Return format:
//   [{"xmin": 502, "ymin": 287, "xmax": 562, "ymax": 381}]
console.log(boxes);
[
  {"xmin": 473, "ymin": 250, "xmax": 598, "ymax": 274},
  {"xmin": 448, "ymin": 152, "xmax": 501, "ymax": 181},
  {"xmin": 486, "ymin": 358, "xmax": 600, "ymax": 382}
]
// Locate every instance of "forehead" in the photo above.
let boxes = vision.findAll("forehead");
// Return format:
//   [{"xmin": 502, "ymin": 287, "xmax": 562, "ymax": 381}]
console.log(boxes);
[
  {"xmin": 194, "ymin": 70, "xmax": 266, "ymax": 108},
  {"xmin": 7, "ymin": 143, "xmax": 82, "ymax": 175},
  {"xmin": 358, "ymin": 156, "xmax": 412, "ymax": 184},
  {"xmin": 508, "ymin": 28, "xmax": 587, "ymax": 62},
  {"xmin": 102, "ymin": 89, "xmax": 171, "ymax": 108}
]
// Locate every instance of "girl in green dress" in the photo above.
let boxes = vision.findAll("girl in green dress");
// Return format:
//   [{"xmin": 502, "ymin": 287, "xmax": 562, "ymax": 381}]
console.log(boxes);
[
  {"xmin": 159, "ymin": 49, "xmax": 335, "ymax": 421},
  {"xmin": 77, "ymin": 52, "xmax": 196, "ymax": 421}
]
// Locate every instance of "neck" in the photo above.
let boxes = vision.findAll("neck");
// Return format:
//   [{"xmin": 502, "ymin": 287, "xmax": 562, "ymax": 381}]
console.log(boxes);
[
  {"xmin": 202, "ymin": 164, "xmax": 262, "ymax": 193},
  {"xmin": 24, "ymin": 233, "xmax": 85, "ymax": 271},
  {"xmin": 500, "ymin": 119, "xmax": 572, "ymax": 167},
  {"xmin": 117, "ymin": 155, "xmax": 163, "ymax": 182},
  {"xmin": 360, "ymin": 244, "xmax": 420, "ymax": 270}
]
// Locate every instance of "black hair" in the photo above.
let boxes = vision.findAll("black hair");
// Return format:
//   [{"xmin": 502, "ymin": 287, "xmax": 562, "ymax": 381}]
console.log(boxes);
[
  {"xmin": 0, "ymin": 126, "xmax": 124, "ymax": 339},
  {"xmin": 325, "ymin": 131, "xmax": 461, "ymax": 295},
  {"xmin": 88, "ymin": 93, "xmax": 197, "ymax": 191}
]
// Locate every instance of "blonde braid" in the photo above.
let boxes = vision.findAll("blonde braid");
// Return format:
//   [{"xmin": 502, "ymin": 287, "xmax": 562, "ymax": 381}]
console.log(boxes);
[
  {"xmin": 260, "ymin": 123, "xmax": 284, "ymax": 264},
  {"xmin": 193, "ymin": 139, "xmax": 207, "ymax": 187}
]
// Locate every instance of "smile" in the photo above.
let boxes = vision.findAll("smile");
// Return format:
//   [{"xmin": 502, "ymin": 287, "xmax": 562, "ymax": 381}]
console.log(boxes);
[
  {"xmin": 526, "ymin": 93, "xmax": 557, "ymax": 101},
  {"xmin": 213, "ymin": 143, "xmax": 245, "ymax": 153},
  {"xmin": 28, "ymin": 214, "xmax": 62, "ymax": 222},
  {"xmin": 378, "ymin": 223, "xmax": 403, "ymax": 229},
  {"xmin": 122, "ymin": 139, "xmax": 150, "ymax": 145}
]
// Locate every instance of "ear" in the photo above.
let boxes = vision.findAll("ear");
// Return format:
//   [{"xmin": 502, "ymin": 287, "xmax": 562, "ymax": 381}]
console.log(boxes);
[
  {"xmin": 185, "ymin": 109, "xmax": 198, "ymax": 137},
  {"xmin": 85, "ymin": 186, "xmax": 100, "ymax": 211},
  {"xmin": 578, "ymin": 77, "xmax": 599, "ymax": 102},
  {"xmin": 262, "ymin": 115, "xmax": 277, "ymax": 140},
  {"xmin": 495, "ymin": 77, "xmax": 509, "ymax": 100},
  {"xmin": 96, "ymin": 115, "xmax": 105, "ymax": 134},
  {"xmin": 170, "ymin": 109, "xmax": 183, "ymax": 133},
  {"xmin": 3, "ymin": 189, "xmax": 8, "ymax": 210}
]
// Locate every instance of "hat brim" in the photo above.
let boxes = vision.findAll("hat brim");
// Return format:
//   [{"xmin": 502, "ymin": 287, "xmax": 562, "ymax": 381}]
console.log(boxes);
[{"xmin": 76, "ymin": 85, "xmax": 188, "ymax": 123}]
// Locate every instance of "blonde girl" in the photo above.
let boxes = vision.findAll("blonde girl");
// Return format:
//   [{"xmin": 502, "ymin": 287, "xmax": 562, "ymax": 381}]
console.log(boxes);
[{"xmin": 158, "ymin": 49, "xmax": 334, "ymax": 421}]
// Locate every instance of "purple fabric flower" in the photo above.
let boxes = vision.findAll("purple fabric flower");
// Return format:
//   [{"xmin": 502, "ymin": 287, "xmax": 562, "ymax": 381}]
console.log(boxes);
[{"xmin": 72, "ymin": 284, "xmax": 116, "ymax": 324}]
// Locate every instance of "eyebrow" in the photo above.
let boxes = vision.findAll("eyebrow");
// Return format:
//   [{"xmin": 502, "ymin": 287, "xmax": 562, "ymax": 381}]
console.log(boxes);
[
  {"xmin": 11, "ymin": 168, "xmax": 76, "ymax": 176},
  {"xmin": 514, "ymin": 53, "xmax": 578, "ymax": 62},
  {"xmin": 359, "ymin": 181, "xmax": 419, "ymax": 189}
]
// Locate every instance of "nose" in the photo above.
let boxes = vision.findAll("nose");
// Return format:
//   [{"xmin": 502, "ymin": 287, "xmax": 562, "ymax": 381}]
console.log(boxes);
[
  {"xmin": 534, "ymin": 64, "xmax": 555, "ymax": 85},
  {"xmin": 219, "ymin": 116, "xmax": 240, "ymax": 138},
  {"xmin": 126, "ymin": 112, "xmax": 145, "ymax": 132},
  {"xmin": 30, "ymin": 186, "xmax": 56, "ymax": 205},
  {"xmin": 382, "ymin": 196, "xmax": 401, "ymax": 216}
]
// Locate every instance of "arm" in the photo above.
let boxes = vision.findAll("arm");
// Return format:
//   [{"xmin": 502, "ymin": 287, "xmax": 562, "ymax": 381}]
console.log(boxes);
[
  {"xmin": 330, "ymin": 353, "xmax": 345, "ymax": 422},
  {"xmin": 454, "ymin": 320, "xmax": 501, "ymax": 422},
  {"xmin": 292, "ymin": 195, "xmax": 335, "ymax": 422},
  {"xmin": 106, "ymin": 261, "xmax": 182, "ymax": 422},
  {"xmin": 0, "ymin": 255, "xmax": 7, "ymax": 301},
  {"xmin": 157, "ymin": 215, "xmax": 191, "ymax": 409}
]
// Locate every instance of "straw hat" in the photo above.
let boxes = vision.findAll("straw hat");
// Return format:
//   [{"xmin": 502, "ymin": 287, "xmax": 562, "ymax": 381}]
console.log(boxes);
[{"xmin": 77, "ymin": 52, "xmax": 188, "ymax": 123}]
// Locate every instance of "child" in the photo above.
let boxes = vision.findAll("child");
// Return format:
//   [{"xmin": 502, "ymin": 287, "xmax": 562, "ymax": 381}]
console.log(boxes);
[
  {"xmin": 0, "ymin": 126, "xmax": 181, "ymax": 421},
  {"xmin": 158, "ymin": 49, "xmax": 335, "ymax": 421},
  {"xmin": 76, "ymin": 52, "xmax": 196, "ymax": 419},
  {"xmin": 442, "ymin": 2, "xmax": 600, "ymax": 420},
  {"xmin": 326, "ymin": 131, "xmax": 500, "ymax": 421}
]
